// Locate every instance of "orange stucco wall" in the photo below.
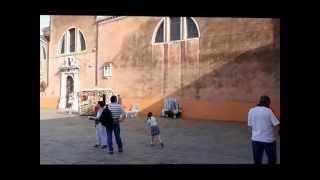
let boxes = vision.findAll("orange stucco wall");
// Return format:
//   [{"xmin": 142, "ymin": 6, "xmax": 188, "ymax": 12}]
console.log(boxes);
[
  {"xmin": 121, "ymin": 97, "xmax": 280, "ymax": 122},
  {"xmin": 40, "ymin": 97, "xmax": 59, "ymax": 109}
]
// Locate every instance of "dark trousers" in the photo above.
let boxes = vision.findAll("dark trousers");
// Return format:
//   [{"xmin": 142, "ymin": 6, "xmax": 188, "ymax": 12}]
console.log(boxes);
[
  {"xmin": 252, "ymin": 141, "xmax": 277, "ymax": 164},
  {"xmin": 106, "ymin": 123, "xmax": 123, "ymax": 152}
]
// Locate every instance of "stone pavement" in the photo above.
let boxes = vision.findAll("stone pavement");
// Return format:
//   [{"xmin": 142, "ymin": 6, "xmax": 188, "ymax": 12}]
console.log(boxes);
[{"xmin": 40, "ymin": 108, "xmax": 280, "ymax": 164}]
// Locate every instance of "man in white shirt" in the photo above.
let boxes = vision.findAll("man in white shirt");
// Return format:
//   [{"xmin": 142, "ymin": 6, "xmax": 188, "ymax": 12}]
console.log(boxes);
[{"xmin": 248, "ymin": 96, "xmax": 280, "ymax": 164}]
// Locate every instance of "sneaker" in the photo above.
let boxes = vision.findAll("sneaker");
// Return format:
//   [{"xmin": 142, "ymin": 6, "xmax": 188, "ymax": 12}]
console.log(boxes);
[
  {"xmin": 118, "ymin": 149, "xmax": 123, "ymax": 153},
  {"xmin": 108, "ymin": 151, "xmax": 114, "ymax": 155},
  {"xmin": 94, "ymin": 144, "xmax": 100, "ymax": 148},
  {"xmin": 160, "ymin": 142, "xmax": 164, "ymax": 148},
  {"xmin": 101, "ymin": 145, "xmax": 107, "ymax": 149},
  {"xmin": 150, "ymin": 143, "xmax": 155, "ymax": 147}
]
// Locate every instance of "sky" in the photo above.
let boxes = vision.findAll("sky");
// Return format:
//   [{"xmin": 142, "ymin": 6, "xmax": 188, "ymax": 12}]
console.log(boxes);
[{"xmin": 40, "ymin": 15, "xmax": 50, "ymax": 30}]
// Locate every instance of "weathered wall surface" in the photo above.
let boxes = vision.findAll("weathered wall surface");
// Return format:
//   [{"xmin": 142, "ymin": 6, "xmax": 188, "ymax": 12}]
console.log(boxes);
[
  {"xmin": 98, "ymin": 17, "xmax": 280, "ymax": 121},
  {"xmin": 196, "ymin": 18, "xmax": 279, "ymax": 102},
  {"xmin": 97, "ymin": 17, "xmax": 161, "ymax": 99},
  {"xmin": 42, "ymin": 16, "xmax": 280, "ymax": 121}
]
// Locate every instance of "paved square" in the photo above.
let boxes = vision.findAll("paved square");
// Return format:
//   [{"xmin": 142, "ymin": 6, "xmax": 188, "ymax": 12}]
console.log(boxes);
[{"xmin": 40, "ymin": 108, "xmax": 280, "ymax": 164}]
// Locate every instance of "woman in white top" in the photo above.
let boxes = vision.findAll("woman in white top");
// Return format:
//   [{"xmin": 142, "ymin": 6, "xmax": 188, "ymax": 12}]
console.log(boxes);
[
  {"xmin": 89, "ymin": 101, "xmax": 108, "ymax": 149},
  {"xmin": 146, "ymin": 112, "xmax": 164, "ymax": 148}
]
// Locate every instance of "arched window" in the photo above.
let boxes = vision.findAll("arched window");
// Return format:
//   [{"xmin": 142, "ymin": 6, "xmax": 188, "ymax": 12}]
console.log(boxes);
[
  {"xmin": 79, "ymin": 32, "xmax": 86, "ymax": 50},
  {"xmin": 40, "ymin": 43, "xmax": 46, "ymax": 61},
  {"xmin": 155, "ymin": 21, "xmax": 164, "ymax": 43},
  {"xmin": 42, "ymin": 46, "xmax": 46, "ymax": 60},
  {"xmin": 170, "ymin": 17, "xmax": 181, "ymax": 41},
  {"xmin": 60, "ymin": 34, "xmax": 65, "ymax": 54},
  {"xmin": 152, "ymin": 17, "xmax": 199, "ymax": 44},
  {"xmin": 58, "ymin": 27, "xmax": 87, "ymax": 55},
  {"xmin": 186, "ymin": 17, "xmax": 199, "ymax": 38},
  {"xmin": 69, "ymin": 28, "xmax": 76, "ymax": 52}
]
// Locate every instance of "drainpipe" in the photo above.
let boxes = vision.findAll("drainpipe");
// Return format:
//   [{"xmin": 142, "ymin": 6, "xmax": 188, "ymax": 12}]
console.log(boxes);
[{"xmin": 95, "ymin": 20, "xmax": 99, "ymax": 87}]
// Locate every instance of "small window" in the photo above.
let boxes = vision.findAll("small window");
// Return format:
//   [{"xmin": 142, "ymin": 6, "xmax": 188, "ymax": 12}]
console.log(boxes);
[
  {"xmin": 170, "ymin": 17, "xmax": 181, "ymax": 41},
  {"xmin": 69, "ymin": 28, "xmax": 76, "ymax": 52},
  {"xmin": 155, "ymin": 21, "xmax": 164, "ymax": 43},
  {"xmin": 60, "ymin": 35, "xmax": 65, "ymax": 54},
  {"xmin": 187, "ymin": 17, "xmax": 199, "ymax": 38},
  {"xmin": 79, "ymin": 32, "xmax": 86, "ymax": 51},
  {"xmin": 104, "ymin": 63, "xmax": 112, "ymax": 77}
]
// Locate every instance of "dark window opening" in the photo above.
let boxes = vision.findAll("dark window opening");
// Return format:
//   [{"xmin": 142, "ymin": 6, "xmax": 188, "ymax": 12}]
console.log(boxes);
[
  {"xmin": 42, "ymin": 46, "xmax": 46, "ymax": 59},
  {"xmin": 155, "ymin": 21, "xmax": 164, "ymax": 43},
  {"xmin": 187, "ymin": 17, "xmax": 199, "ymax": 38},
  {"xmin": 170, "ymin": 17, "xmax": 181, "ymax": 41},
  {"xmin": 60, "ymin": 35, "xmax": 65, "ymax": 54},
  {"xmin": 69, "ymin": 28, "xmax": 76, "ymax": 52},
  {"xmin": 80, "ymin": 32, "xmax": 86, "ymax": 50}
]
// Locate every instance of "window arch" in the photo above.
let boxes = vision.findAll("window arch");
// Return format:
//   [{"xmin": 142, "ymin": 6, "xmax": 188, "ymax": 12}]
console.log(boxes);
[
  {"xmin": 79, "ymin": 32, "xmax": 86, "ymax": 50},
  {"xmin": 170, "ymin": 17, "xmax": 181, "ymax": 41},
  {"xmin": 40, "ymin": 44, "xmax": 47, "ymax": 61},
  {"xmin": 152, "ymin": 17, "xmax": 200, "ymax": 44},
  {"xmin": 42, "ymin": 46, "xmax": 46, "ymax": 59},
  {"xmin": 60, "ymin": 34, "xmax": 65, "ymax": 54},
  {"xmin": 58, "ymin": 27, "xmax": 87, "ymax": 55},
  {"xmin": 155, "ymin": 21, "xmax": 164, "ymax": 43},
  {"xmin": 186, "ymin": 17, "xmax": 199, "ymax": 38}
]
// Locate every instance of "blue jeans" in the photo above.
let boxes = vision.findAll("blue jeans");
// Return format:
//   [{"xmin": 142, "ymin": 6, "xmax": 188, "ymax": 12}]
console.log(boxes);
[
  {"xmin": 106, "ymin": 123, "xmax": 123, "ymax": 152},
  {"xmin": 252, "ymin": 141, "xmax": 277, "ymax": 164}
]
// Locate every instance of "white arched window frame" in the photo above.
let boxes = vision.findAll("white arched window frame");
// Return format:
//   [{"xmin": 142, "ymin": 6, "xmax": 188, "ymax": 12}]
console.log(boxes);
[
  {"xmin": 40, "ymin": 40, "xmax": 47, "ymax": 62},
  {"xmin": 57, "ymin": 27, "xmax": 87, "ymax": 56},
  {"xmin": 151, "ymin": 18, "xmax": 166, "ymax": 45},
  {"xmin": 184, "ymin": 17, "xmax": 201, "ymax": 40},
  {"xmin": 168, "ymin": 17, "xmax": 183, "ymax": 43},
  {"xmin": 152, "ymin": 17, "xmax": 200, "ymax": 44},
  {"xmin": 41, "ymin": 45, "xmax": 46, "ymax": 60}
]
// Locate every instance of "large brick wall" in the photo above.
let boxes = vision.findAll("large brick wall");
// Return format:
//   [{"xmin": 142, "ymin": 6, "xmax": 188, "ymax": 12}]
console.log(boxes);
[
  {"xmin": 96, "ymin": 17, "xmax": 280, "ymax": 121},
  {"xmin": 41, "ymin": 16, "xmax": 280, "ymax": 121}
]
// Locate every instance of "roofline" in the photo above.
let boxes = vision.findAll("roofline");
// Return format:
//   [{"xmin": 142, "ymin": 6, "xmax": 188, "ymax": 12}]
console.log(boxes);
[{"xmin": 96, "ymin": 16, "xmax": 127, "ymax": 24}]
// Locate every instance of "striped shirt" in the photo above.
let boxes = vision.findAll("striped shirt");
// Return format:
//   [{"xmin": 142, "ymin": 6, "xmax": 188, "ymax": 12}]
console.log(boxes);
[{"xmin": 108, "ymin": 103, "xmax": 125, "ymax": 121}]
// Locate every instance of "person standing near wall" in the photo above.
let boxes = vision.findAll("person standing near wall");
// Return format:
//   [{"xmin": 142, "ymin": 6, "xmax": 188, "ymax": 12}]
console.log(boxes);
[
  {"xmin": 106, "ymin": 95, "xmax": 126, "ymax": 154},
  {"xmin": 248, "ymin": 95, "xmax": 280, "ymax": 164},
  {"xmin": 89, "ymin": 101, "xmax": 108, "ymax": 149}
]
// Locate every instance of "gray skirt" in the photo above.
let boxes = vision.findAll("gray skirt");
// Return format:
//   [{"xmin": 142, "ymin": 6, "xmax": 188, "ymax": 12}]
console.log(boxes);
[{"xmin": 151, "ymin": 126, "xmax": 160, "ymax": 136}]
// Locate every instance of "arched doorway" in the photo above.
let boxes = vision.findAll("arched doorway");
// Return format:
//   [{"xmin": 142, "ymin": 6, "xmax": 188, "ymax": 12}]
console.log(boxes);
[
  {"xmin": 66, "ymin": 76, "xmax": 74, "ymax": 108},
  {"xmin": 58, "ymin": 56, "xmax": 80, "ymax": 113}
]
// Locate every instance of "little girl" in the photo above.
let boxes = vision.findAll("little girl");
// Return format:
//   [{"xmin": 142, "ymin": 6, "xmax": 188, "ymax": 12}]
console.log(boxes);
[{"xmin": 146, "ymin": 112, "xmax": 164, "ymax": 148}]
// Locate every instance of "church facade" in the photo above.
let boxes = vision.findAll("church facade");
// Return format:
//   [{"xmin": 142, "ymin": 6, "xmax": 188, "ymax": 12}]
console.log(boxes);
[{"xmin": 40, "ymin": 16, "xmax": 280, "ymax": 122}]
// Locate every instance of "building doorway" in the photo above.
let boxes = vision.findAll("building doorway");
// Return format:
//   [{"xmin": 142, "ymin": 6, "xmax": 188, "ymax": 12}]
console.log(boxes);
[
  {"xmin": 66, "ymin": 76, "xmax": 74, "ymax": 108},
  {"xmin": 58, "ymin": 57, "xmax": 80, "ymax": 113}
]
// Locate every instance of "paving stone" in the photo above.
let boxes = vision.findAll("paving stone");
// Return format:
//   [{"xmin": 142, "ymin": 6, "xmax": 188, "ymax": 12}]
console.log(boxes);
[{"xmin": 40, "ymin": 109, "xmax": 280, "ymax": 164}]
